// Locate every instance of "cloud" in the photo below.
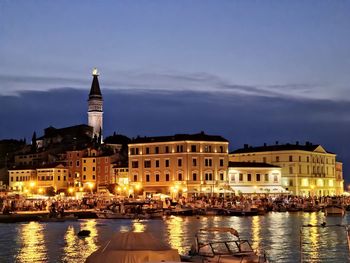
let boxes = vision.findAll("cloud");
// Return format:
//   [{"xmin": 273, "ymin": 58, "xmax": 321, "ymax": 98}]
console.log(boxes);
[{"xmin": 0, "ymin": 70, "xmax": 328, "ymax": 100}]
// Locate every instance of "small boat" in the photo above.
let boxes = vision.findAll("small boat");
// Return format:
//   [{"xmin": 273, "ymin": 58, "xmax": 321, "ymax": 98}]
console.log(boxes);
[
  {"xmin": 184, "ymin": 227, "xmax": 269, "ymax": 263},
  {"xmin": 96, "ymin": 210, "xmax": 136, "ymax": 219},
  {"xmin": 324, "ymin": 205, "xmax": 345, "ymax": 216},
  {"xmin": 226, "ymin": 208, "xmax": 258, "ymax": 216}
]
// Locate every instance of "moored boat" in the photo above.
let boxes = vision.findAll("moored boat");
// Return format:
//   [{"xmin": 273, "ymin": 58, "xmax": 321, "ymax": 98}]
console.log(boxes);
[{"xmin": 184, "ymin": 227, "xmax": 269, "ymax": 263}]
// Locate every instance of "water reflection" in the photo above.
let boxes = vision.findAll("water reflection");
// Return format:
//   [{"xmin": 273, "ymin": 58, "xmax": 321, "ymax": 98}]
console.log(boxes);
[
  {"xmin": 132, "ymin": 220, "xmax": 146, "ymax": 232},
  {"xmin": 63, "ymin": 220, "xmax": 98, "ymax": 262},
  {"xmin": 16, "ymin": 222, "xmax": 47, "ymax": 263},
  {"xmin": 167, "ymin": 216, "xmax": 186, "ymax": 253},
  {"xmin": 251, "ymin": 216, "xmax": 261, "ymax": 251}
]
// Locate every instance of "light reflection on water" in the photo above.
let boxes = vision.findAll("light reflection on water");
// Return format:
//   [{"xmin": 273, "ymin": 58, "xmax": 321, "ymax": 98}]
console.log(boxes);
[
  {"xmin": 0, "ymin": 212, "xmax": 349, "ymax": 263},
  {"xmin": 16, "ymin": 222, "xmax": 47, "ymax": 263}
]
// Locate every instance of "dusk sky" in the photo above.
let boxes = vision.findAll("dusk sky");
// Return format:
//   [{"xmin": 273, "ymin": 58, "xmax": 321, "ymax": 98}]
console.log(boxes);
[{"xmin": 1, "ymin": 1, "xmax": 350, "ymax": 181}]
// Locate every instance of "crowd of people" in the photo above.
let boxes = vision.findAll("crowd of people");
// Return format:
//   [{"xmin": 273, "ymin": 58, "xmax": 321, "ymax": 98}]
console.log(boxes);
[{"xmin": 1, "ymin": 193, "xmax": 350, "ymax": 214}]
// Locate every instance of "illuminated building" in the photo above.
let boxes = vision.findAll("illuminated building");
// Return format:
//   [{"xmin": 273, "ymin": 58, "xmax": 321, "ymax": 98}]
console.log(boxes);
[
  {"xmin": 9, "ymin": 168, "xmax": 36, "ymax": 192},
  {"xmin": 230, "ymin": 142, "xmax": 344, "ymax": 196},
  {"xmin": 228, "ymin": 162, "xmax": 285, "ymax": 194},
  {"xmin": 128, "ymin": 132, "xmax": 229, "ymax": 197},
  {"xmin": 36, "ymin": 164, "xmax": 68, "ymax": 192},
  {"xmin": 88, "ymin": 68, "xmax": 103, "ymax": 141}
]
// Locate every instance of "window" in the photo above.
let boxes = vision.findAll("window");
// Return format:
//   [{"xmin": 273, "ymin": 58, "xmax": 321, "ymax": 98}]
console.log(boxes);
[
  {"xmin": 299, "ymin": 165, "xmax": 302, "ymax": 174},
  {"xmin": 146, "ymin": 147, "xmax": 150, "ymax": 154},
  {"xmin": 178, "ymin": 173, "xmax": 182, "ymax": 181},
  {"xmin": 299, "ymin": 156, "xmax": 301, "ymax": 162},
  {"xmin": 155, "ymin": 174, "xmax": 159, "ymax": 182},
  {"xmin": 289, "ymin": 167, "xmax": 293, "ymax": 174},
  {"xmin": 165, "ymin": 174, "xmax": 170, "ymax": 181},
  {"xmin": 247, "ymin": 174, "xmax": 252, "ymax": 181},
  {"xmin": 263, "ymin": 157, "xmax": 266, "ymax": 163},
  {"xmin": 256, "ymin": 174, "xmax": 261, "ymax": 181},
  {"xmin": 192, "ymin": 158, "xmax": 197, "ymax": 166},
  {"xmin": 144, "ymin": 160, "xmax": 151, "ymax": 168},
  {"xmin": 58, "ymin": 176, "xmax": 60, "ymax": 181},
  {"xmin": 274, "ymin": 175, "xmax": 278, "ymax": 182},
  {"xmin": 92, "ymin": 159, "xmax": 95, "ymax": 163},
  {"xmin": 76, "ymin": 161, "xmax": 80, "ymax": 166},
  {"xmin": 93, "ymin": 175, "xmax": 95, "ymax": 180},
  {"xmin": 219, "ymin": 159, "xmax": 224, "ymax": 167},
  {"xmin": 205, "ymin": 158, "xmax": 212, "ymax": 167},
  {"xmin": 133, "ymin": 175, "xmax": 138, "ymax": 182},
  {"xmin": 178, "ymin": 159, "xmax": 182, "ymax": 167},
  {"xmin": 239, "ymin": 174, "xmax": 243, "ymax": 181},
  {"xmin": 155, "ymin": 160, "xmax": 160, "ymax": 168},
  {"xmin": 146, "ymin": 174, "xmax": 150, "ymax": 182},
  {"xmin": 84, "ymin": 167, "xmax": 87, "ymax": 172},
  {"xmin": 289, "ymin": 156, "xmax": 293, "ymax": 162},
  {"xmin": 155, "ymin": 147, "xmax": 159, "ymax": 154},
  {"xmin": 307, "ymin": 165, "xmax": 310, "ymax": 174},
  {"xmin": 193, "ymin": 173, "xmax": 197, "ymax": 181},
  {"xmin": 92, "ymin": 167, "xmax": 95, "ymax": 171},
  {"xmin": 132, "ymin": 161, "xmax": 138, "ymax": 168},
  {"xmin": 165, "ymin": 159, "xmax": 170, "ymax": 167},
  {"xmin": 135, "ymin": 148, "xmax": 139, "ymax": 155},
  {"xmin": 191, "ymin": 145, "xmax": 197, "ymax": 152},
  {"xmin": 220, "ymin": 173, "xmax": 224, "ymax": 181},
  {"xmin": 83, "ymin": 175, "xmax": 86, "ymax": 180},
  {"xmin": 176, "ymin": 145, "xmax": 183, "ymax": 152},
  {"xmin": 204, "ymin": 145, "xmax": 212, "ymax": 153},
  {"xmin": 289, "ymin": 179, "xmax": 293, "ymax": 186},
  {"xmin": 219, "ymin": 146, "xmax": 224, "ymax": 153},
  {"xmin": 205, "ymin": 173, "xmax": 213, "ymax": 180},
  {"xmin": 165, "ymin": 146, "xmax": 169, "ymax": 153},
  {"xmin": 64, "ymin": 176, "xmax": 66, "ymax": 181},
  {"xmin": 276, "ymin": 156, "xmax": 279, "ymax": 162},
  {"xmin": 307, "ymin": 156, "xmax": 309, "ymax": 162}
]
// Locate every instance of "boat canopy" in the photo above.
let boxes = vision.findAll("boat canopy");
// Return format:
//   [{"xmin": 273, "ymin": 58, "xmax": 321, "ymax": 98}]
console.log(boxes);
[
  {"xmin": 199, "ymin": 227, "xmax": 239, "ymax": 238},
  {"xmin": 86, "ymin": 232, "xmax": 180, "ymax": 263}
]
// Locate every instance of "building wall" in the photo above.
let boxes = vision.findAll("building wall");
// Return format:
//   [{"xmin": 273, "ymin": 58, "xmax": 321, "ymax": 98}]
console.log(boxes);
[
  {"xmin": 9, "ymin": 169, "xmax": 36, "ymax": 192},
  {"xmin": 66, "ymin": 150, "xmax": 85, "ymax": 186},
  {"xmin": 228, "ymin": 166, "xmax": 283, "ymax": 194},
  {"xmin": 36, "ymin": 166, "xmax": 68, "ymax": 191},
  {"xmin": 230, "ymin": 147, "xmax": 342, "ymax": 196},
  {"xmin": 128, "ymin": 141, "xmax": 229, "ymax": 196},
  {"xmin": 96, "ymin": 156, "xmax": 111, "ymax": 186}
]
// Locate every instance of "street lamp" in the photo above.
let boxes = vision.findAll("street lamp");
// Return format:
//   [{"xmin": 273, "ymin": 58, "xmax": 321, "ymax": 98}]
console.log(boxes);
[{"xmin": 87, "ymin": 182, "xmax": 94, "ymax": 194}]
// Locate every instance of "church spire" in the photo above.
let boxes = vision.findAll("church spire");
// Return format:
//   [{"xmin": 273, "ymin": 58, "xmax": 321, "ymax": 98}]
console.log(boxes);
[
  {"xmin": 89, "ymin": 68, "xmax": 102, "ymax": 98},
  {"xmin": 88, "ymin": 68, "xmax": 103, "ymax": 142}
]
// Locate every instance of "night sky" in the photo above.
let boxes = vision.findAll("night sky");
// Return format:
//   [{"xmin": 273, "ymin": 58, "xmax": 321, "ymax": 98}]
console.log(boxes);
[{"xmin": 0, "ymin": 1, "xmax": 349, "ymax": 182}]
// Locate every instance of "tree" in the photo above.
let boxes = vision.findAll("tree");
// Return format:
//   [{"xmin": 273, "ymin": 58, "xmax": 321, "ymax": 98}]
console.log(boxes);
[{"xmin": 31, "ymin": 131, "xmax": 37, "ymax": 152}]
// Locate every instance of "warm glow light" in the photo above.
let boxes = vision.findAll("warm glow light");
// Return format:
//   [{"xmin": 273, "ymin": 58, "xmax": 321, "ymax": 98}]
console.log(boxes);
[
  {"xmin": 87, "ymin": 182, "xmax": 94, "ymax": 189},
  {"xmin": 38, "ymin": 188, "xmax": 44, "ymax": 194},
  {"xmin": 79, "ymin": 187, "xmax": 83, "ymax": 192},
  {"xmin": 68, "ymin": 187, "xmax": 74, "ymax": 194},
  {"xmin": 29, "ymin": 181, "xmax": 35, "ymax": 188},
  {"xmin": 135, "ymin": 184, "xmax": 141, "ymax": 190},
  {"xmin": 117, "ymin": 187, "xmax": 121, "ymax": 191}
]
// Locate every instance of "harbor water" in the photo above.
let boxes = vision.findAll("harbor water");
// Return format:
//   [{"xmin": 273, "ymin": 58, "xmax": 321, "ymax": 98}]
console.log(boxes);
[{"xmin": 1, "ymin": 212, "xmax": 349, "ymax": 263}]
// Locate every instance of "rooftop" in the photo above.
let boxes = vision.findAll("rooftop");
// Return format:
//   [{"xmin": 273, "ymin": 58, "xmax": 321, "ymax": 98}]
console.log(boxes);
[
  {"xmin": 231, "ymin": 142, "xmax": 333, "ymax": 154},
  {"xmin": 130, "ymin": 132, "xmax": 229, "ymax": 144}
]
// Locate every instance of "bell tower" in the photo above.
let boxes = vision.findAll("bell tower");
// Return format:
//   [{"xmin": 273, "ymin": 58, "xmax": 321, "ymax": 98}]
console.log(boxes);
[{"xmin": 88, "ymin": 68, "xmax": 103, "ymax": 141}]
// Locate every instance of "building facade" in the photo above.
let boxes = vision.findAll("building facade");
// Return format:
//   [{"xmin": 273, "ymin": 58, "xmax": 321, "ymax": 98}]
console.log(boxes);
[
  {"xmin": 230, "ymin": 142, "xmax": 344, "ymax": 196},
  {"xmin": 228, "ymin": 162, "xmax": 284, "ymax": 194},
  {"xmin": 128, "ymin": 132, "xmax": 229, "ymax": 197},
  {"xmin": 9, "ymin": 168, "xmax": 36, "ymax": 192}
]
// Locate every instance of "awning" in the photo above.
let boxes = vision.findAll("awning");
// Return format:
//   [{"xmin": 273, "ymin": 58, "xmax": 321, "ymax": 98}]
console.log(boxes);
[{"xmin": 229, "ymin": 185, "xmax": 287, "ymax": 194}]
